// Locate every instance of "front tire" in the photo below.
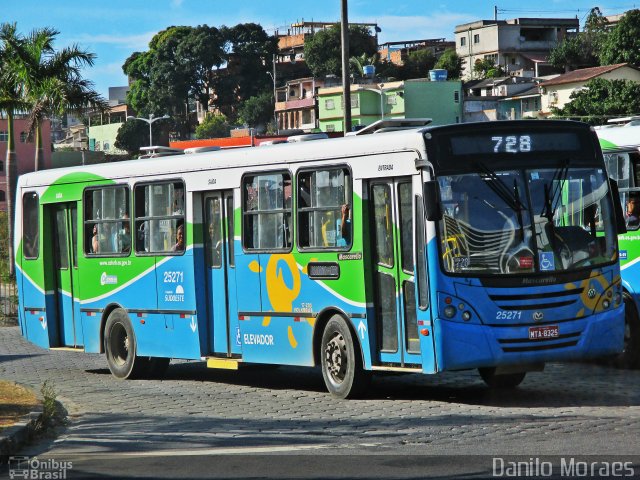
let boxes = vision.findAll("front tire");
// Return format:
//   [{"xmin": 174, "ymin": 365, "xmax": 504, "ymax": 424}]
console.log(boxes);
[
  {"xmin": 614, "ymin": 293, "xmax": 640, "ymax": 369},
  {"xmin": 320, "ymin": 315, "xmax": 370, "ymax": 399},
  {"xmin": 104, "ymin": 308, "xmax": 147, "ymax": 379},
  {"xmin": 479, "ymin": 367, "xmax": 526, "ymax": 388}
]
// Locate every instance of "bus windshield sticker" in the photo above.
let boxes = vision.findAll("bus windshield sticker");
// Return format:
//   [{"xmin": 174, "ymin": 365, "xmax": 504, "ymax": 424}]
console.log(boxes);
[{"xmin": 539, "ymin": 252, "xmax": 555, "ymax": 271}]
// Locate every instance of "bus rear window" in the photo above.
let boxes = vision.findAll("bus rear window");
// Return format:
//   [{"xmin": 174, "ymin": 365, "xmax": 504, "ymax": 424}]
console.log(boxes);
[{"xmin": 23, "ymin": 192, "xmax": 39, "ymax": 259}]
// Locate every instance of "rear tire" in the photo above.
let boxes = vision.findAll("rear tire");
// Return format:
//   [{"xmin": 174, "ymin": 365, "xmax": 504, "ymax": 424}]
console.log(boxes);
[
  {"xmin": 614, "ymin": 293, "xmax": 640, "ymax": 369},
  {"xmin": 320, "ymin": 315, "xmax": 370, "ymax": 399},
  {"xmin": 104, "ymin": 308, "xmax": 147, "ymax": 379},
  {"xmin": 479, "ymin": 367, "xmax": 526, "ymax": 388}
]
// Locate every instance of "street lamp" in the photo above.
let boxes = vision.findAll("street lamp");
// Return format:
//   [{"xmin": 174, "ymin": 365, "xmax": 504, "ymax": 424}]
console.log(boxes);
[
  {"xmin": 126, "ymin": 114, "xmax": 170, "ymax": 147},
  {"xmin": 363, "ymin": 84, "xmax": 386, "ymax": 120},
  {"xmin": 267, "ymin": 55, "xmax": 278, "ymax": 133}
]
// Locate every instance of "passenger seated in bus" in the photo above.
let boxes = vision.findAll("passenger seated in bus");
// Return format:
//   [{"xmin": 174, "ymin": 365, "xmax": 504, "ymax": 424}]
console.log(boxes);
[
  {"xmin": 626, "ymin": 195, "xmax": 640, "ymax": 228},
  {"xmin": 120, "ymin": 219, "xmax": 131, "ymax": 253},
  {"xmin": 173, "ymin": 224, "xmax": 184, "ymax": 252},
  {"xmin": 91, "ymin": 225, "xmax": 99, "ymax": 253}
]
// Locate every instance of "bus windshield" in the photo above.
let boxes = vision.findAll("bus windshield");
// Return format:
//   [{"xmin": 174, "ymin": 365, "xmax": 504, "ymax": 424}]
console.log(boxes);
[{"xmin": 437, "ymin": 166, "xmax": 617, "ymax": 275}]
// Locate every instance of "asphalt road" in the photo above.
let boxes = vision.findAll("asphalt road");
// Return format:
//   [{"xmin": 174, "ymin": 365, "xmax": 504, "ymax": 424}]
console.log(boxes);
[{"xmin": 1, "ymin": 326, "xmax": 640, "ymax": 479}]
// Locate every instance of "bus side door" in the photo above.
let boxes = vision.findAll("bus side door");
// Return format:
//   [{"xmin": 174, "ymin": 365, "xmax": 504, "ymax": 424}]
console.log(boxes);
[
  {"xmin": 50, "ymin": 202, "xmax": 83, "ymax": 347},
  {"xmin": 203, "ymin": 190, "xmax": 241, "ymax": 356},
  {"xmin": 368, "ymin": 177, "xmax": 435, "ymax": 370}
]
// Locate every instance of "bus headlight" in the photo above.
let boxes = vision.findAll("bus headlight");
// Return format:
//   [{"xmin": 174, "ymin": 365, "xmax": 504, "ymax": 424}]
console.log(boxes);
[
  {"xmin": 462, "ymin": 311, "xmax": 472, "ymax": 321},
  {"xmin": 444, "ymin": 306, "xmax": 456, "ymax": 318}
]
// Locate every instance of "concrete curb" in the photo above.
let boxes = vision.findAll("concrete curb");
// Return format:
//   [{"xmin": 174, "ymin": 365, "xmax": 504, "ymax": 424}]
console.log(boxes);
[{"xmin": 0, "ymin": 406, "xmax": 43, "ymax": 464}]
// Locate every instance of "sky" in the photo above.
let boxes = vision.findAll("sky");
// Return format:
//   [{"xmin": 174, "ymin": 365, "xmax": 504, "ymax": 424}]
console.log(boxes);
[{"xmin": 3, "ymin": 1, "xmax": 639, "ymax": 98}]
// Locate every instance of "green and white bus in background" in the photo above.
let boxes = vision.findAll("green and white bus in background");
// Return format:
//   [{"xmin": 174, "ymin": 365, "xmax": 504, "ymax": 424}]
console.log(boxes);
[
  {"xmin": 16, "ymin": 120, "xmax": 625, "ymax": 398},
  {"xmin": 597, "ymin": 121, "xmax": 640, "ymax": 367}
]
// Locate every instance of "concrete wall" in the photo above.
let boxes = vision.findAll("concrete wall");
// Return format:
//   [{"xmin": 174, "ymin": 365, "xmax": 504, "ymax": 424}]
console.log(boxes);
[
  {"xmin": 404, "ymin": 80, "xmax": 463, "ymax": 125},
  {"xmin": 51, "ymin": 150, "xmax": 106, "ymax": 169}
]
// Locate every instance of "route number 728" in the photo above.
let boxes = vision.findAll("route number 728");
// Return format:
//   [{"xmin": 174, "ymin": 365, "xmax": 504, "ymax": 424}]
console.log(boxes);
[{"xmin": 492, "ymin": 135, "xmax": 531, "ymax": 153}]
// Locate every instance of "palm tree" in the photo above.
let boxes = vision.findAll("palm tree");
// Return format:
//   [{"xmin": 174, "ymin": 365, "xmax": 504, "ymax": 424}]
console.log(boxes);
[
  {"xmin": 349, "ymin": 52, "xmax": 378, "ymax": 78},
  {"xmin": 0, "ymin": 23, "xmax": 30, "ymax": 277},
  {"xmin": 14, "ymin": 27, "xmax": 108, "ymax": 171}
]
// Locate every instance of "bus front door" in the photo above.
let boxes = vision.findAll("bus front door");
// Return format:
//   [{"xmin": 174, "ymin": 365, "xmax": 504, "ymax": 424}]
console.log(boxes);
[
  {"xmin": 50, "ymin": 203, "xmax": 82, "ymax": 347},
  {"xmin": 203, "ymin": 191, "xmax": 241, "ymax": 357},
  {"xmin": 369, "ymin": 178, "xmax": 422, "ymax": 367}
]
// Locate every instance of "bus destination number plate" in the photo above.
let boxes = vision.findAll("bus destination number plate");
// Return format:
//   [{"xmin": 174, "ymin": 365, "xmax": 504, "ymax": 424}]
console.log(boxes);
[{"xmin": 528, "ymin": 325, "xmax": 559, "ymax": 340}]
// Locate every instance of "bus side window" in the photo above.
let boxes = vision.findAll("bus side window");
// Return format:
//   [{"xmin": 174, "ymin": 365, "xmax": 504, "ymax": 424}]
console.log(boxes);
[
  {"xmin": 297, "ymin": 167, "xmax": 351, "ymax": 250},
  {"xmin": 84, "ymin": 185, "xmax": 130, "ymax": 256},
  {"xmin": 242, "ymin": 172, "xmax": 291, "ymax": 251},
  {"xmin": 134, "ymin": 181, "xmax": 185, "ymax": 254}
]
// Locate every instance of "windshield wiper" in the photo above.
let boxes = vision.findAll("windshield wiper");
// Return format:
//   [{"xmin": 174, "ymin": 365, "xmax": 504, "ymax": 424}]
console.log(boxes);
[
  {"xmin": 541, "ymin": 158, "xmax": 570, "ymax": 222},
  {"xmin": 474, "ymin": 161, "xmax": 526, "ymax": 240}
]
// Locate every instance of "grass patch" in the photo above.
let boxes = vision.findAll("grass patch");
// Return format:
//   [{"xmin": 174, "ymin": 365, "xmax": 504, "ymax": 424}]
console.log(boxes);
[{"xmin": 0, "ymin": 381, "xmax": 40, "ymax": 430}]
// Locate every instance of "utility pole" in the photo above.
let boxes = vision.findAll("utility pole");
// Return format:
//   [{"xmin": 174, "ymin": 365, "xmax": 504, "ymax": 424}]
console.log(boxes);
[{"xmin": 341, "ymin": 0, "xmax": 351, "ymax": 135}]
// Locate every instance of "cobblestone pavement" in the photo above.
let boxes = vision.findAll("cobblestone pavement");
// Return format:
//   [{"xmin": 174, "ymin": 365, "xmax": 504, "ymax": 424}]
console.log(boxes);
[{"xmin": 2, "ymin": 326, "xmax": 640, "ymax": 460}]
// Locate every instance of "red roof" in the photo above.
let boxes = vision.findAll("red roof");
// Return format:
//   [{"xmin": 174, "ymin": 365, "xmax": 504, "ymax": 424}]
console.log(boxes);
[{"xmin": 541, "ymin": 63, "xmax": 633, "ymax": 87}]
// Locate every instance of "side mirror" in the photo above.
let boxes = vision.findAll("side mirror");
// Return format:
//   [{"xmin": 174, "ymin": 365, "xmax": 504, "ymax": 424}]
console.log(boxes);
[
  {"xmin": 609, "ymin": 178, "xmax": 627, "ymax": 235},
  {"xmin": 423, "ymin": 180, "xmax": 442, "ymax": 222}
]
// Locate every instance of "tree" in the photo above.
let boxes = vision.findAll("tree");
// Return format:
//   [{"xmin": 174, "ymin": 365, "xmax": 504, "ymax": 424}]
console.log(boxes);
[
  {"xmin": 473, "ymin": 58, "xmax": 505, "ymax": 78},
  {"xmin": 434, "ymin": 48, "xmax": 463, "ymax": 79},
  {"xmin": 400, "ymin": 49, "xmax": 436, "ymax": 80},
  {"xmin": 124, "ymin": 23, "xmax": 276, "ymax": 131},
  {"xmin": 213, "ymin": 23, "xmax": 278, "ymax": 118},
  {"xmin": 115, "ymin": 119, "xmax": 152, "ymax": 156},
  {"xmin": 304, "ymin": 24, "xmax": 377, "ymax": 77},
  {"xmin": 553, "ymin": 78, "xmax": 640, "ymax": 124},
  {"xmin": 237, "ymin": 92, "xmax": 273, "ymax": 131},
  {"xmin": 349, "ymin": 52, "xmax": 378, "ymax": 77},
  {"xmin": 12, "ymin": 27, "xmax": 107, "ymax": 171},
  {"xmin": 0, "ymin": 23, "xmax": 28, "ymax": 277},
  {"xmin": 599, "ymin": 9, "xmax": 640, "ymax": 67},
  {"xmin": 195, "ymin": 113, "xmax": 230, "ymax": 139}
]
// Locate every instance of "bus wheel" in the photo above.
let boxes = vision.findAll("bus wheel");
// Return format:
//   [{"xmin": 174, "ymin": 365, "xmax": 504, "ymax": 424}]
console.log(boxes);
[
  {"xmin": 479, "ymin": 368, "xmax": 526, "ymax": 388},
  {"xmin": 320, "ymin": 316, "xmax": 370, "ymax": 399},
  {"xmin": 104, "ymin": 308, "xmax": 146, "ymax": 379},
  {"xmin": 614, "ymin": 293, "xmax": 640, "ymax": 369}
]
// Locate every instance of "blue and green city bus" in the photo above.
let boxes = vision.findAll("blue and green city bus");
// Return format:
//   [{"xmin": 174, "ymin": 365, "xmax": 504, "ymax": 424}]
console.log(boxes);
[
  {"xmin": 597, "ymin": 123, "xmax": 640, "ymax": 367},
  {"xmin": 15, "ymin": 120, "xmax": 624, "ymax": 398}
]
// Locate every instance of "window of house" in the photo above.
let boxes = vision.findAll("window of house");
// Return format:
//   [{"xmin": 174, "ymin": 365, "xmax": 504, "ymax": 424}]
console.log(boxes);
[
  {"xmin": 473, "ymin": 34, "xmax": 480, "ymax": 44},
  {"xmin": 454, "ymin": 91, "xmax": 460, "ymax": 103},
  {"xmin": 23, "ymin": 192, "xmax": 39, "ymax": 259},
  {"xmin": 243, "ymin": 172, "xmax": 292, "ymax": 251},
  {"xmin": 326, "ymin": 124, "xmax": 335, "ymax": 132},
  {"xmin": 387, "ymin": 94, "xmax": 397, "ymax": 105},
  {"xmin": 325, "ymin": 99, "xmax": 335, "ymax": 110},
  {"xmin": 85, "ymin": 185, "xmax": 131, "ymax": 255},
  {"xmin": 134, "ymin": 181, "xmax": 185, "ymax": 254},
  {"xmin": 460, "ymin": 37, "xmax": 466, "ymax": 47},
  {"xmin": 297, "ymin": 167, "xmax": 352, "ymax": 250},
  {"xmin": 0, "ymin": 131, "xmax": 8, "ymax": 142},
  {"xmin": 20, "ymin": 132, "xmax": 29, "ymax": 143}
]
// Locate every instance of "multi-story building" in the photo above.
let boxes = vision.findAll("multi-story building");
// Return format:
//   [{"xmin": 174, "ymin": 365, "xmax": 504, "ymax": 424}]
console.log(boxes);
[
  {"xmin": 87, "ymin": 87, "xmax": 131, "ymax": 154},
  {"xmin": 318, "ymin": 79, "xmax": 463, "ymax": 133},
  {"xmin": 378, "ymin": 38, "xmax": 454, "ymax": 65},
  {"xmin": 455, "ymin": 17, "xmax": 579, "ymax": 79},
  {"xmin": 274, "ymin": 77, "xmax": 322, "ymax": 132}
]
